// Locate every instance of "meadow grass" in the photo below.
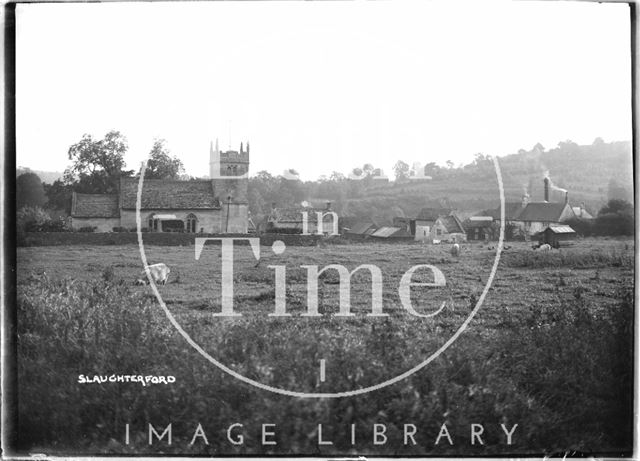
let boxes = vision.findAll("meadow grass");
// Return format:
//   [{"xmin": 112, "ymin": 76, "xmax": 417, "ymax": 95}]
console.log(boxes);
[{"xmin": 14, "ymin": 238, "xmax": 634, "ymax": 456}]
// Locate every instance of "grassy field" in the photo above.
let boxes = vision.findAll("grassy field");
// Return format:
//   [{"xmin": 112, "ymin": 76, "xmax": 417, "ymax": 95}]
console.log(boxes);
[{"xmin": 14, "ymin": 237, "xmax": 634, "ymax": 456}]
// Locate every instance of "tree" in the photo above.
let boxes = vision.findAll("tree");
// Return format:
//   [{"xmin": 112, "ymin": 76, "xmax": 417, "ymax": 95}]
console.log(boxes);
[
  {"xmin": 329, "ymin": 171, "xmax": 345, "ymax": 181},
  {"xmin": 17, "ymin": 206, "xmax": 50, "ymax": 233},
  {"xmin": 445, "ymin": 160, "xmax": 454, "ymax": 169},
  {"xmin": 594, "ymin": 199, "xmax": 633, "ymax": 236},
  {"xmin": 16, "ymin": 172, "xmax": 46, "ymax": 209},
  {"xmin": 145, "ymin": 139, "xmax": 184, "ymax": 179},
  {"xmin": 393, "ymin": 160, "xmax": 410, "ymax": 180},
  {"xmin": 43, "ymin": 179, "xmax": 73, "ymax": 213},
  {"xmin": 65, "ymin": 130, "xmax": 132, "ymax": 194},
  {"xmin": 598, "ymin": 199, "xmax": 633, "ymax": 217}
]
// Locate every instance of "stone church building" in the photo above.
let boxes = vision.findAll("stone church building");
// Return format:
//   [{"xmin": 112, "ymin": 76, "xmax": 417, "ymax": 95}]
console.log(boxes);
[{"xmin": 70, "ymin": 140, "xmax": 249, "ymax": 233}]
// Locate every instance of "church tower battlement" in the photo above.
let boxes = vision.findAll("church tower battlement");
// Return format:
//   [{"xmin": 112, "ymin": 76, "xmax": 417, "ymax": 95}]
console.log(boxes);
[{"xmin": 210, "ymin": 138, "xmax": 250, "ymax": 179}]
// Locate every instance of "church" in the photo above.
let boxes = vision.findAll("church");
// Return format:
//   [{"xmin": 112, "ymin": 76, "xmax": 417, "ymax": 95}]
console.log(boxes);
[{"xmin": 69, "ymin": 140, "xmax": 250, "ymax": 233}]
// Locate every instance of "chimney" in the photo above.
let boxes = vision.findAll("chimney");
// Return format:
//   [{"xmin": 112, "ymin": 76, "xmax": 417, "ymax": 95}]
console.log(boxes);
[
  {"xmin": 543, "ymin": 177, "xmax": 550, "ymax": 202},
  {"xmin": 521, "ymin": 193, "xmax": 530, "ymax": 208},
  {"xmin": 326, "ymin": 201, "xmax": 332, "ymax": 211},
  {"xmin": 565, "ymin": 191, "xmax": 569, "ymax": 204}
]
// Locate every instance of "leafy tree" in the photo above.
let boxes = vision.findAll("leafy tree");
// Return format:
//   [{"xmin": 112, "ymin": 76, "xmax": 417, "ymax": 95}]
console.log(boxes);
[
  {"xmin": 445, "ymin": 160, "xmax": 454, "ymax": 169},
  {"xmin": 43, "ymin": 179, "xmax": 73, "ymax": 213},
  {"xmin": 594, "ymin": 199, "xmax": 633, "ymax": 236},
  {"xmin": 65, "ymin": 131, "xmax": 132, "ymax": 194},
  {"xmin": 329, "ymin": 171, "xmax": 345, "ymax": 181},
  {"xmin": 16, "ymin": 172, "xmax": 46, "ymax": 209},
  {"xmin": 598, "ymin": 199, "xmax": 633, "ymax": 217},
  {"xmin": 393, "ymin": 160, "xmax": 410, "ymax": 180},
  {"xmin": 145, "ymin": 139, "xmax": 184, "ymax": 179}
]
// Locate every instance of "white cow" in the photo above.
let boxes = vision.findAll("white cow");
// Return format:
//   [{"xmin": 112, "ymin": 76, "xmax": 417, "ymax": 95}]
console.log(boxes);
[
  {"xmin": 537, "ymin": 243, "xmax": 552, "ymax": 252},
  {"xmin": 450, "ymin": 243, "xmax": 460, "ymax": 257},
  {"xmin": 139, "ymin": 263, "xmax": 171, "ymax": 285}
]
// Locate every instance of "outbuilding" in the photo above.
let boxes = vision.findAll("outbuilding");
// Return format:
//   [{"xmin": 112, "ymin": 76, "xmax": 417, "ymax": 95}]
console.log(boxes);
[{"xmin": 534, "ymin": 225, "xmax": 577, "ymax": 248}]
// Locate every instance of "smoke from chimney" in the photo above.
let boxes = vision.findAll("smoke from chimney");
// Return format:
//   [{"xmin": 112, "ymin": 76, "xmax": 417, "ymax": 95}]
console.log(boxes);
[{"xmin": 544, "ymin": 177, "xmax": 550, "ymax": 202}]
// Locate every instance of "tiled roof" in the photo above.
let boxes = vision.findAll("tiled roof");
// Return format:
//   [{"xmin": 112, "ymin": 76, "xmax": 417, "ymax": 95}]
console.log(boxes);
[
  {"xmin": 346, "ymin": 222, "xmax": 376, "ymax": 235},
  {"xmin": 72, "ymin": 193, "xmax": 120, "ymax": 218},
  {"xmin": 547, "ymin": 225, "xmax": 576, "ymax": 234},
  {"xmin": 485, "ymin": 202, "xmax": 525, "ymax": 220},
  {"xmin": 439, "ymin": 215, "xmax": 465, "ymax": 233},
  {"xmin": 517, "ymin": 202, "xmax": 571, "ymax": 222},
  {"xmin": 120, "ymin": 178, "xmax": 220, "ymax": 210},
  {"xmin": 572, "ymin": 207, "xmax": 594, "ymax": 219},
  {"xmin": 371, "ymin": 226, "xmax": 412, "ymax": 238},
  {"xmin": 464, "ymin": 216, "xmax": 494, "ymax": 229},
  {"xmin": 270, "ymin": 207, "xmax": 334, "ymax": 223}
]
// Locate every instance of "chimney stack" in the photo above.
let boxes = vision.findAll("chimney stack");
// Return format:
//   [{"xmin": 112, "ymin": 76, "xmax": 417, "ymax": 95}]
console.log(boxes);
[
  {"xmin": 544, "ymin": 177, "xmax": 550, "ymax": 202},
  {"xmin": 326, "ymin": 201, "xmax": 332, "ymax": 211},
  {"xmin": 565, "ymin": 191, "xmax": 569, "ymax": 204}
]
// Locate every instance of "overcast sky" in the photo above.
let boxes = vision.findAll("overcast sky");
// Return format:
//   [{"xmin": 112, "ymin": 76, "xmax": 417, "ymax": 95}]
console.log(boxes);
[{"xmin": 16, "ymin": 1, "xmax": 631, "ymax": 181}]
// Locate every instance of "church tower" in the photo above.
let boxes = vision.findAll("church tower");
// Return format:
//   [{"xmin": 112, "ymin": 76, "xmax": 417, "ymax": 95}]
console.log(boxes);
[
  {"xmin": 209, "ymin": 138, "xmax": 250, "ymax": 179},
  {"xmin": 209, "ymin": 138, "xmax": 250, "ymax": 233}
]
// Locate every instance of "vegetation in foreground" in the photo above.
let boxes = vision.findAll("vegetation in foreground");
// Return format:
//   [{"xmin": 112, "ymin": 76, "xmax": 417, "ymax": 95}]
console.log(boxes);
[{"xmin": 14, "ymin": 240, "xmax": 634, "ymax": 456}]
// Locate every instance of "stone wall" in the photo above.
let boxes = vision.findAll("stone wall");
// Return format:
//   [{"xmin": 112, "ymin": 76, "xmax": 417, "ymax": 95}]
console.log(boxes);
[
  {"xmin": 70, "ymin": 217, "xmax": 121, "ymax": 232},
  {"xmin": 119, "ymin": 209, "xmax": 223, "ymax": 233}
]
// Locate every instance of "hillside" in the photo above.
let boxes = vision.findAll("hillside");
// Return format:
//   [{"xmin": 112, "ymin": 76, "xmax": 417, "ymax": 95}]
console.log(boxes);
[
  {"xmin": 16, "ymin": 167, "xmax": 63, "ymax": 185},
  {"xmin": 326, "ymin": 140, "xmax": 633, "ymax": 223}
]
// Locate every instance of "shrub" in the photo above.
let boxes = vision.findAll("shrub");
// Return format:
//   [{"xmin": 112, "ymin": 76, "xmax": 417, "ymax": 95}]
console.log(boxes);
[
  {"xmin": 77, "ymin": 226, "xmax": 97, "ymax": 233},
  {"xmin": 112, "ymin": 226, "xmax": 129, "ymax": 233},
  {"xmin": 594, "ymin": 213, "xmax": 633, "ymax": 236},
  {"xmin": 17, "ymin": 206, "xmax": 50, "ymax": 233},
  {"xmin": 565, "ymin": 217, "xmax": 593, "ymax": 237}
]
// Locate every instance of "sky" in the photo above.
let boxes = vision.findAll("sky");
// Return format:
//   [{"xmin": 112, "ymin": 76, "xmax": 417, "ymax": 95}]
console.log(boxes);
[{"xmin": 16, "ymin": 1, "xmax": 632, "ymax": 181}]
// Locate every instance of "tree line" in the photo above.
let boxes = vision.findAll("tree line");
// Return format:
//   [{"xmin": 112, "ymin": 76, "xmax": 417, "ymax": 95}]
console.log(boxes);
[{"xmin": 16, "ymin": 132, "xmax": 634, "ymax": 237}]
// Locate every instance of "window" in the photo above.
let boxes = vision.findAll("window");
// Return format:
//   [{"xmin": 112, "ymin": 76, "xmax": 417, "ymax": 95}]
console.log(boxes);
[{"xmin": 186, "ymin": 214, "xmax": 198, "ymax": 233}]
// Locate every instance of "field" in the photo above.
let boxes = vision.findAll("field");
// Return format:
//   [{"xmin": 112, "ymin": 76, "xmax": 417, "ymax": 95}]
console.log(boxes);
[{"xmin": 14, "ymin": 237, "xmax": 634, "ymax": 456}]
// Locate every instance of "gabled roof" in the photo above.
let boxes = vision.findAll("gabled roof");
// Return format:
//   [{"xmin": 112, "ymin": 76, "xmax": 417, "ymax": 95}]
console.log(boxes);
[
  {"xmin": 269, "ymin": 207, "xmax": 335, "ymax": 224},
  {"xmin": 438, "ymin": 215, "xmax": 465, "ymax": 234},
  {"xmin": 517, "ymin": 202, "xmax": 573, "ymax": 223},
  {"xmin": 464, "ymin": 216, "xmax": 494, "ymax": 229},
  {"xmin": 371, "ymin": 226, "xmax": 412, "ymax": 238},
  {"xmin": 546, "ymin": 225, "xmax": 576, "ymax": 234},
  {"xmin": 485, "ymin": 202, "xmax": 525, "ymax": 221},
  {"xmin": 120, "ymin": 178, "xmax": 220, "ymax": 210},
  {"xmin": 346, "ymin": 222, "xmax": 377, "ymax": 235},
  {"xmin": 417, "ymin": 207, "xmax": 452, "ymax": 220},
  {"xmin": 572, "ymin": 206, "xmax": 594, "ymax": 219},
  {"xmin": 71, "ymin": 193, "xmax": 120, "ymax": 218}
]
